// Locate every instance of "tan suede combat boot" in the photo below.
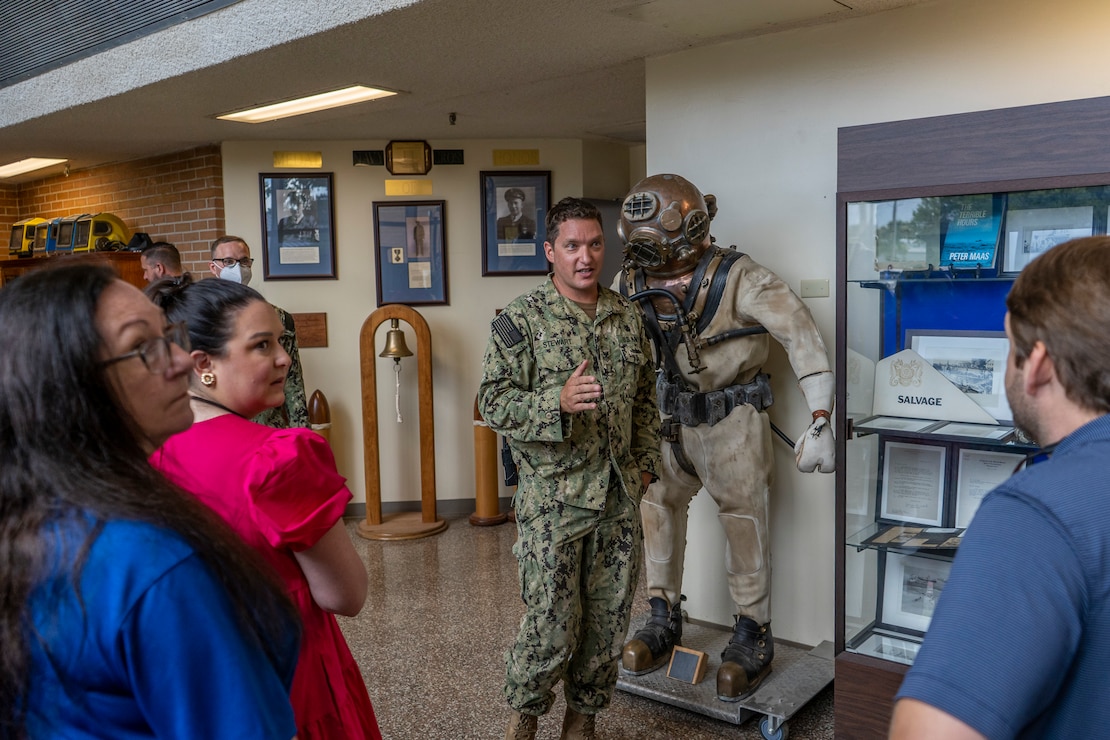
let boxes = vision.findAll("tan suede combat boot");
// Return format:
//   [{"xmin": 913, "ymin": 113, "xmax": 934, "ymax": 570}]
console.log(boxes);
[
  {"xmin": 505, "ymin": 710, "xmax": 538, "ymax": 740},
  {"xmin": 559, "ymin": 706, "xmax": 596, "ymax": 739}
]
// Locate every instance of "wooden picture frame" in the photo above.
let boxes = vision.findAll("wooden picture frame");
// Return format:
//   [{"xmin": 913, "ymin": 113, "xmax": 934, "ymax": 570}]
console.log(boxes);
[{"xmin": 665, "ymin": 645, "xmax": 708, "ymax": 684}]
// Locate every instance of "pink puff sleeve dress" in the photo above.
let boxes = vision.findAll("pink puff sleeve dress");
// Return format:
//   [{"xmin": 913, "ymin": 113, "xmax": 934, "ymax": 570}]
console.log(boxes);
[{"xmin": 152, "ymin": 414, "xmax": 381, "ymax": 740}]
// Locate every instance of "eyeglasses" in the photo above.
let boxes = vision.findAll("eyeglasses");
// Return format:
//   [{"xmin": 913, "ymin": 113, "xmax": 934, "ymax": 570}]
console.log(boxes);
[
  {"xmin": 100, "ymin": 322, "xmax": 191, "ymax": 374},
  {"xmin": 212, "ymin": 256, "xmax": 254, "ymax": 268}
]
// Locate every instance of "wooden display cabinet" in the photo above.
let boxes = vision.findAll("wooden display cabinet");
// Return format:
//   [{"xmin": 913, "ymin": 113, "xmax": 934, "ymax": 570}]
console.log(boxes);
[{"xmin": 0, "ymin": 251, "xmax": 144, "ymax": 290}]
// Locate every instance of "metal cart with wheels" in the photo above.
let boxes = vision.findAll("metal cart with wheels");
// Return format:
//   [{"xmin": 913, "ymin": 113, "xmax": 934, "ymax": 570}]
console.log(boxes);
[{"xmin": 616, "ymin": 617, "xmax": 833, "ymax": 739}]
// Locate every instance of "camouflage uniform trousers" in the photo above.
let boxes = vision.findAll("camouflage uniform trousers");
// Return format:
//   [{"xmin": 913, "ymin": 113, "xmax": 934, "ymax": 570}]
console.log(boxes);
[{"xmin": 505, "ymin": 476, "xmax": 642, "ymax": 716}]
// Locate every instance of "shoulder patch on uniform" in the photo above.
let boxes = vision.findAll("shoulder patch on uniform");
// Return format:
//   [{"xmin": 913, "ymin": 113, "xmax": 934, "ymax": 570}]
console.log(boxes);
[{"xmin": 492, "ymin": 314, "xmax": 524, "ymax": 348}]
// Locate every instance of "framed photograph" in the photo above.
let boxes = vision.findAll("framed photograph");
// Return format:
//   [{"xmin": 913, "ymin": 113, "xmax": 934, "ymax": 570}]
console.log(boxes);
[
  {"xmin": 372, "ymin": 201, "xmax": 448, "ymax": 306},
  {"xmin": 480, "ymin": 170, "xmax": 551, "ymax": 276},
  {"xmin": 259, "ymin": 173, "xmax": 336, "ymax": 279},
  {"xmin": 1003, "ymin": 205, "xmax": 1093, "ymax": 275},
  {"xmin": 879, "ymin": 440, "xmax": 946, "ymax": 526},
  {"xmin": 907, "ymin": 329, "xmax": 1011, "ymax": 423},
  {"xmin": 881, "ymin": 551, "xmax": 952, "ymax": 634},
  {"xmin": 955, "ymin": 447, "xmax": 1026, "ymax": 528}
]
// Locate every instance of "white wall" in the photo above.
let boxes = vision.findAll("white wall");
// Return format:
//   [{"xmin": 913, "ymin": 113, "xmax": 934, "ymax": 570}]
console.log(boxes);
[
  {"xmin": 647, "ymin": 0, "xmax": 1110, "ymax": 644},
  {"xmin": 222, "ymin": 139, "xmax": 595, "ymax": 515}
]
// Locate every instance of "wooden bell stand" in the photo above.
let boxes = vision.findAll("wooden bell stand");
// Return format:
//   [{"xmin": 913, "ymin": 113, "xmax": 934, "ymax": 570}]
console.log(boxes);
[{"xmin": 357, "ymin": 305, "xmax": 447, "ymax": 541}]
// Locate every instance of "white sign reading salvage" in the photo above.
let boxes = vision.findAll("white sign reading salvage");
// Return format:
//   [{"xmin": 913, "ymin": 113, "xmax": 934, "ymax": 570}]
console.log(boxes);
[{"xmin": 873, "ymin": 349, "xmax": 997, "ymax": 424}]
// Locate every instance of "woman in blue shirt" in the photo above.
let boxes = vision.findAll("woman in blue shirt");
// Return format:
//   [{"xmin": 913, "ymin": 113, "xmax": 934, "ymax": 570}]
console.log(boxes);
[{"xmin": 0, "ymin": 263, "xmax": 301, "ymax": 739}]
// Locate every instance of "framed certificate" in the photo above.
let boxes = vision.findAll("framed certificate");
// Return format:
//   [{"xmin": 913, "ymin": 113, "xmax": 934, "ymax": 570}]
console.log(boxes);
[
  {"xmin": 879, "ymin": 440, "xmax": 946, "ymax": 526},
  {"xmin": 955, "ymin": 447, "xmax": 1026, "ymax": 528},
  {"xmin": 881, "ymin": 552, "xmax": 952, "ymax": 634}
]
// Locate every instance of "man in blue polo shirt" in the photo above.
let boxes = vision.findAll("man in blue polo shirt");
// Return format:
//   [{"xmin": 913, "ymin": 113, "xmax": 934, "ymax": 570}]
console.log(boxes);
[{"xmin": 891, "ymin": 236, "xmax": 1110, "ymax": 739}]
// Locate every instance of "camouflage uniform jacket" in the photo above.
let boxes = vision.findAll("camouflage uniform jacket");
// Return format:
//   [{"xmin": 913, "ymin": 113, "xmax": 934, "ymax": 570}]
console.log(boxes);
[{"xmin": 479, "ymin": 277, "xmax": 660, "ymax": 510}]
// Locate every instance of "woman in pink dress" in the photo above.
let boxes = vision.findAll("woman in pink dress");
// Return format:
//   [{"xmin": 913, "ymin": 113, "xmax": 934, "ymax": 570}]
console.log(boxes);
[{"xmin": 148, "ymin": 277, "xmax": 381, "ymax": 740}]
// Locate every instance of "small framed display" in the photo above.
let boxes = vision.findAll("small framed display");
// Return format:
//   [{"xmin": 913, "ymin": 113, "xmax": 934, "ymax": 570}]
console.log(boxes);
[
  {"xmin": 1003, "ymin": 205, "xmax": 1093, "ymax": 275},
  {"xmin": 372, "ymin": 200, "xmax": 448, "ymax": 306},
  {"xmin": 853, "ymin": 631, "xmax": 922, "ymax": 666},
  {"xmin": 385, "ymin": 140, "xmax": 432, "ymax": 175},
  {"xmin": 954, "ymin": 447, "xmax": 1026, "ymax": 528},
  {"xmin": 879, "ymin": 440, "xmax": 946, "ymax": 526},
  {"xmin": 480, "ymin": 170, "xmax": 551, "ymax": 276},
  {"xmin": 259, "ymin": 173, "xmax": 337, "ymax": 279},
  {"xmin": 907, "ymin": 329, "xmax": 1011, "ymax": 423},
  {"xmin": 881, "ymin": 551, "xmax": 952, "ymax": 634},
  {"xmin": 665, "ymin": 646, "xmax": 708, "ymax": 684}
]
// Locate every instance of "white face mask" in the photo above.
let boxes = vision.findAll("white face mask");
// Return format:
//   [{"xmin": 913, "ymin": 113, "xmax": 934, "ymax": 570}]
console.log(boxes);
[{"xmin": 218, "ymin": 261, "xmax": 252, "ymax": 286}]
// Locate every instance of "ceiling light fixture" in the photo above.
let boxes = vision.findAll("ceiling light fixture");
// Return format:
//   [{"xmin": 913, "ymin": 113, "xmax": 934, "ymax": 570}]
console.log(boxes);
[
  {"xmin": 217, "ymin": 85, "xmax": 398, "ymax": 123},
  {"xmin": 0, "ymin": 157, "xmax": 68, "ymax": 179}
]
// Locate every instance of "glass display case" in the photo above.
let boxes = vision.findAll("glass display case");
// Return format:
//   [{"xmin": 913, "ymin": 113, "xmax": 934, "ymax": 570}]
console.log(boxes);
[{"xmin": 837, "ymin": 182, "xmax": 1110, "ymax": 672}]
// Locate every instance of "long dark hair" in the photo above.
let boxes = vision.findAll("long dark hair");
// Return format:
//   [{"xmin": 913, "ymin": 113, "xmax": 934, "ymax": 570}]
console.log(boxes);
[{"xmin": 0, "ymin": 263, "xmax": 299, "ymax": 735}]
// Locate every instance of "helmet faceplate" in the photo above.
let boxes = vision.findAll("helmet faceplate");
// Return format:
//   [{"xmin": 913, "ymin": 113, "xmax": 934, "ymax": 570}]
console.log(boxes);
[{"xmin": 618, "ymin": 174, "xmax": 712, "ymax": 277}]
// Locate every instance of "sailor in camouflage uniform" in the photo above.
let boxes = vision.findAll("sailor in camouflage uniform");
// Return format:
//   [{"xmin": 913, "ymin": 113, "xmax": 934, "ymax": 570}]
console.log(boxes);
[{"xmin": 479, "ymin": 198, "xmax": 660, "ymax": 740}]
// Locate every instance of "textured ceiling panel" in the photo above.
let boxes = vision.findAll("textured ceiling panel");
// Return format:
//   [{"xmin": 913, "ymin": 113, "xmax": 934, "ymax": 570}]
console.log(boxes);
[{"xmin": 0, "ymin": 0, "xmax": 242, "ymax": 88}]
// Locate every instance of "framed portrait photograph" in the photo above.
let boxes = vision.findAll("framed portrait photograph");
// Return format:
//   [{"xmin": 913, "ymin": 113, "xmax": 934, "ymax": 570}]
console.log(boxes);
[
  {"xmin": 881, "ymin": 551, "xmax": 952, "ymax": 634},
  {"xmin": 907, "ymin": 329, "xmax": 1011, "ymax": 423},
  {"xmin": 259, "ymin": 173, "xmax": 336, "ymax": 279},
  {"xmin": 372, "ymin": 200, "xmax": 448, "ymax": 306},
  {"xmin": 954, "ymin": 447, "xmax": 1026, "ymax": 528},
  {"xmin": 480, "ymin": 170, "xmax": 551, "ymax": 276},
  {"xmin": 879, "ymin": 440, "xmax": 946, "ymax": 526}
]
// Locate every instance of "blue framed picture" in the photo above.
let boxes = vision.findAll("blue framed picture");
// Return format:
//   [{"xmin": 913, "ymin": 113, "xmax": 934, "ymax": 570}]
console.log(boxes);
[
  {"xmin": 373, "ymin": 200, "xmax": 448, "ymax": 306},
  {"xmin": 259, "ymin": 173, "xmax": 337, "ymax": 279},
  {"xmin": 480, "ymin": 170, "xmax": 551, "ymax": 276}
]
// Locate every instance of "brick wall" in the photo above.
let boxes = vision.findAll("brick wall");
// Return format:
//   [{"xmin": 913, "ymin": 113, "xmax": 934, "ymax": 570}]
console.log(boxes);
[
  {"xmin": 1, "ymin": 146, "xmax": 224, "ymax": 275},
  {"xmin": 0, "ymin": 186, "xmax": 19, "ymax": 255}
]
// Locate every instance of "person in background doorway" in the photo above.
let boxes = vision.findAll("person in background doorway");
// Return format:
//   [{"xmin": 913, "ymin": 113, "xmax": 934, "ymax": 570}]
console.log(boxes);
[
  {"xmin": 149, "ymin": 276, "xmax": 381, "ymax": 740},
  {"xmin": 890, "ymin": 236, "xmax": 1110, "ymax": 739},
  {"xmin": 140, "ymin": 241, "xmax": 187, "ymax": 285},
  {"xmin": 209, "ymin": 235, "xmax": 308, "ymax": 428},
  {"xmin": 0, "ymin": 263, "xmax": 300, "ymax": 738},
  {"xmin": 479, "ymin": 197, "xmax": 660, "ymax": 739}
]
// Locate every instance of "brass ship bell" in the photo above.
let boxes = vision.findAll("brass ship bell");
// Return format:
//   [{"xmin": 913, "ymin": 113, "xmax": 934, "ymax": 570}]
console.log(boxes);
[{"xmin": 379, "ymin": 319, "xmax": 413, "ymax": 362}]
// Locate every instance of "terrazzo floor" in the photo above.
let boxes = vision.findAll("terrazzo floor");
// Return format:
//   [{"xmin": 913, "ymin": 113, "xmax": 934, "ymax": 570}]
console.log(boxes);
[{"xmin": 338, "ymin": 516, "xmax": 835, "ymax": 739}]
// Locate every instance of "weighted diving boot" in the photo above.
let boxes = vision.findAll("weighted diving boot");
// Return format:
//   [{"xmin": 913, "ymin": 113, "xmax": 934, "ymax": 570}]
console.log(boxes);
[
  {"xmin": 716, "ymin": 616, "xmax": 773, "ymax": 701},
  {"xmin": 559, "ymin": 706, "xmax": 596, "ymax": 739},
  {"xmin": 621, "ymin": 595, "xmax": 685, "ymax": 675},
  {"xmin": 504, "ymin": 710, "xmax": 538, "ymax": 740}
]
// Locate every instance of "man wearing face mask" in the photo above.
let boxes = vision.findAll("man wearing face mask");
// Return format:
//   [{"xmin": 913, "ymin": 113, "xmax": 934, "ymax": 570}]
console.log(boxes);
[{"xmin": 209, "ymin": 235, "xmax": 309, "ymax": 429}]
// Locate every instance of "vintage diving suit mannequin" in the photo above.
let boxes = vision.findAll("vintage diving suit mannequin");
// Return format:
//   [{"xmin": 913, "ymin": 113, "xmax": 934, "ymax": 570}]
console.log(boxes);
[{"xmin": 613, "ymin": 174, "xmax": 835, "ymax": 701}]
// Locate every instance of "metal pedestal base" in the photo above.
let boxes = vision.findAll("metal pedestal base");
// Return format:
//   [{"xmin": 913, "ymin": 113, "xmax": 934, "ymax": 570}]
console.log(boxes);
[{"xmin": 617, "ymin": 617, "xmax": 833, "ymax": 737}]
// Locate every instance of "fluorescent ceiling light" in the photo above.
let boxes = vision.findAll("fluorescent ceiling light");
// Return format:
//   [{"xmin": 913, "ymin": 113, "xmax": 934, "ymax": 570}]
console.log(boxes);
[
  {"xmin": 0, "ymin": 157, "xmax": 67, "ymax": 179},
  {"xmin": 218, "ymin": 85, "xmax": 397, "ymax": 123}
]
